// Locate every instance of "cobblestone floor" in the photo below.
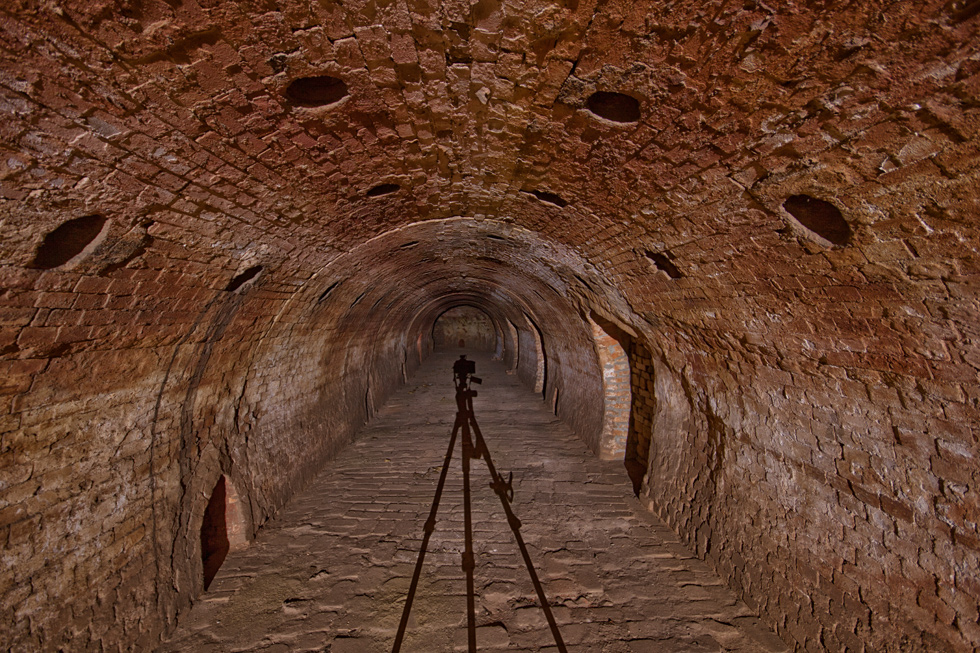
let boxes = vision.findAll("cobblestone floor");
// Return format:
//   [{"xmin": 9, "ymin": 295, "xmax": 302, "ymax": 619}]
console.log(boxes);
[{"xmin": 161, "ymin": 352, "xmax": 789, "ymax": 652}]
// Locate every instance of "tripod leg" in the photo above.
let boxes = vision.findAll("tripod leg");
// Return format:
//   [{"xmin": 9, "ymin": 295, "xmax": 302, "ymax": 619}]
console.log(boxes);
[
  {"xmin": 469, "ymin": 414, "xmax": 568, "ymax": 653},
  {"xmin": 392, "ymin": 412, "xmax": 463, "ymax": 653},
  {"xmin": 461, "ymin": 416, "xmax": 478, "ymax": 653}
]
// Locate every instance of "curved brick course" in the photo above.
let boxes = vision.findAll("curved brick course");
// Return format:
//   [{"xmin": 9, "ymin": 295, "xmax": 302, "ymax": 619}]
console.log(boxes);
[{"xmin": 1, "ymin": 2, "xmax": 978, "ymax": 651}]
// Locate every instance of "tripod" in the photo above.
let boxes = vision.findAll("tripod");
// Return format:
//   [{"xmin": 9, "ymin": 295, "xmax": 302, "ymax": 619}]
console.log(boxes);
[{"xmin": 391, "ymin": 362, "xmax": 567, "ymax": 653}]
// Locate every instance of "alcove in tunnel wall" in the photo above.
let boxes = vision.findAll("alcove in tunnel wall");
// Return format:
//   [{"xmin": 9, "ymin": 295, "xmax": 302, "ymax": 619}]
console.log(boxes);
[
  {"xmin": 590, "ymin": 313, "xmax": 632, "ymax": 462},
  {"xmin": 518, "ymin": 312, "xmax": 546, "ymax": 395},
  {"xmin": 504, "ymin": 318, "xmax": 520, "ymax": 371}
]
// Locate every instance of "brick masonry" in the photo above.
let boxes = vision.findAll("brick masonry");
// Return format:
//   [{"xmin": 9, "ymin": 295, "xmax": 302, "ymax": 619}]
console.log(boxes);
[
  {"xmin": 432, "ymin": 305, "xmax": 496, "ymax": 351},
  {"xmin": 161, "ymin": 351, "xmax": 790, "ymax": 652},
  {"xmin": 0, "ymin": 1, "xmax": 978, "ymax": 651}
]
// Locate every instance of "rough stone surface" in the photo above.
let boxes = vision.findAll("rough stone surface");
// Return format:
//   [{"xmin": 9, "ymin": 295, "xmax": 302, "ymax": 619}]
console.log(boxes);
[
  {"xmin": 0, "ymin": 1, "xmax": 978, "ymax": 651},
  {"xmin": 433, "ymin": 306, "xmax": 496, "ymax": 351},
  {"xmin": 161, "ymin": 351, "xmax": 789, "ymax": 653}
]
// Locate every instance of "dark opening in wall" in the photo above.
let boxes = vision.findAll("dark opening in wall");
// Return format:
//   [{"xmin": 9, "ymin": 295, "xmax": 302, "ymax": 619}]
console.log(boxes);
[
  {"xmin": 30, "ymin": 215, "xmax": 108, "ymax": 269},
  {"xmin": 586, "ymin": 91, "xmax": 641, "ymax": 123},
  {"xmin": 782, "ymin": 194, "xmax": 852, "ymax": 246},
  {"xmin": 366, "ymin": 183, "xmax": 401, "ymax": 197},
  {"xmin": 525, "ymin": 189, "xmax": 568, "ymax": 207},
  {"xmin": 645, "ymin": 251, "xmax": 682, "ymax": 279},
  {"xmin": 201, "ymin": 477, "xmax": 230, "ymax": 591},
  {"xmin": 318, "ymin": 281, "xmax": 340, "ymax": 303},
  {"xmin": 575, "ymin": 273, "xmax": 595, "ymax": 292},
  {"xmin": 949, "ymin": 0, "xmax": 980, "ymax": 21},
  {"xmin": 285, "ymin": 75, "xmax": 348, "ymax": 107},
  {"xmin": 225, "ymin": 265, "xmax": 262, "ymax": 292}
]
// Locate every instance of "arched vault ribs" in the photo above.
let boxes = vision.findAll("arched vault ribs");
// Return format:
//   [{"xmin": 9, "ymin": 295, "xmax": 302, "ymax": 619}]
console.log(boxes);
[{"xmin": 523, "ymin": 312, "xmax": 546, "ymax": 396}]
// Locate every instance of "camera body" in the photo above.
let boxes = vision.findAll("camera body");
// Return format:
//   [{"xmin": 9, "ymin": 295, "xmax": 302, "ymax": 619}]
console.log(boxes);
[{"xmin": 453, "ymin": 356, "xmax": 482, "ymax": 394}]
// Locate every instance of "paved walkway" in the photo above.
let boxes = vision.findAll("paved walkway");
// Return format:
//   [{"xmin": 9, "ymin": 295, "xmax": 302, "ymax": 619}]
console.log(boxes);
[{"xmin": 161, "ymin": 352, "xmax": 788, "ymax": 652}]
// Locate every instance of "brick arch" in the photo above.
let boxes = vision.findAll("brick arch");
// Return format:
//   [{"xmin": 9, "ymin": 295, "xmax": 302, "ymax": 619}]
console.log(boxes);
[
  {"xmin": 590, "ymin": 314, "xmax": 632, "ymax": 461},
  {"xmin": 523, "ymin": 312, "xmax": 546, "ymax": 396}
]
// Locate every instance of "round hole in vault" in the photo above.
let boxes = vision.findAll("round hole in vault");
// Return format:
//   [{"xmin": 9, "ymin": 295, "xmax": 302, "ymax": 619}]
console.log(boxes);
[
  {"xmin": 366, "ymin": 183, "xmax": 400, "ymax": 197},
  {"xmin": 526, "ymin": 189, "xmax": 568, "ymax": 207},
  {"xmin": 285, "ymin": 75, "xmax": 348, "ymax": 107},
  {"xmin": 645, "ymin": 251, "xmax": 683, "ymax": 279},
  {"xmin": 31, "ymin": 215, "xmax": 108, "ymax": 269},
  {"xmin": 782, "ymin": 194, "xmax": 852, "ymax": 246},
  {"xmin": 225, "ymin": 265, "xmax": 263, "ymax": 292},
  {"xmin": 585, "ymin": 91, "xmax": 641, "ymax": 123}
]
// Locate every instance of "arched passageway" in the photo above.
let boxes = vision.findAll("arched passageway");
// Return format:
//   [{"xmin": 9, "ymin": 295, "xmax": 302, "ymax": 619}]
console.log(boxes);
[
  {"xmin": 1, "ymin": 2, "xmax": 978, "ymax": 652},
  {"xmin": 162, "ymin": 350, "xmax": 790, "ymax": 652}
]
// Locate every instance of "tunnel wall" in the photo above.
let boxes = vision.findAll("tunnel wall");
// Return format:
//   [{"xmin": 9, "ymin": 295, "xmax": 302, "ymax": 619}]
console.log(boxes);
[
  {"xmin": 1, "ymin": 1, "xmax": 978, "ymax": 651},
  {"xmin": 545, "ymin": 321, "xmax": 605, "ymax": 455},
  {"xmin": 0, "ymin": 252, "xmax": 422, "ymax": 649},
  {"xmin": 632, "ymin": 259, "xmax": 980, "ymax": 653},
  {"xmin": 516, "ymin": 324, "xmax": 542, "ymax": 392},
  {"xmin": 503, "ymin": 319, "xmax": 519, "ymax": 371},
  {"xmin": 432, "ymin": 306, "xmax": 495, "ymax": 352}
]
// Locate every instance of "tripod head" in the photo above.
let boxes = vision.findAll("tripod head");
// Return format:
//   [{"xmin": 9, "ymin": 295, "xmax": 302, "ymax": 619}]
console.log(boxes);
[{"xmin": 453, "ymin": 355, "xmax": 481, "ymax": 392}]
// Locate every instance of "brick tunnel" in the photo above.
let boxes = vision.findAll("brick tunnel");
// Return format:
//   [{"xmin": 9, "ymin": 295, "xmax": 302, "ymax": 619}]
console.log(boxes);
[{"xmin": 1, "ymin": 2, "xmax": 978, "ymax": 652}]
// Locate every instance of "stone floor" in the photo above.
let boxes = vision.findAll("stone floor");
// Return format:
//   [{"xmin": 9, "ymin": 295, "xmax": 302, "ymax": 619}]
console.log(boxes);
[{"xmin": 161, "ymin": 352, "xmax": 789, "ymax": 652}]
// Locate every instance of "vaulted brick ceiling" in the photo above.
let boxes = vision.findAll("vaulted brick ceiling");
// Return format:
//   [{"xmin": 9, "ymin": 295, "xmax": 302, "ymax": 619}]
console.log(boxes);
[{"xmin": 2, "ymin": 1, "xmax": 979, "ymax": 651}]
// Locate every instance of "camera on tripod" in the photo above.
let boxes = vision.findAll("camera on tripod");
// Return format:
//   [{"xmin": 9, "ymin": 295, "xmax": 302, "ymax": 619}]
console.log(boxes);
[
  {"xmin": 458, "ymin": 358, "xmax": 476, "ymax": 377},
  {"xmin": 453, "ymin": 355, "xmax": 482, "ymax": 388}
]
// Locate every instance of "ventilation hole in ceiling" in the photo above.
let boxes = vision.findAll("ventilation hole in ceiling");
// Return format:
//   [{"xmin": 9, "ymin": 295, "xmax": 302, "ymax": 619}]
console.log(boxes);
[
  {"xmin": 31, "ymin": 215, "xmax": 108, "ymax": 269},
  {"xmin": 366, "ymin": 183, "xmax": 400, "ymax": 197},
  {"xmin": 526, "ymin": 189, "xmax": 568, "ymax": 207},
  {"xmin": 400, "ymin": 240, "xmax": 419, "ymax": 249},
  {"xmin": 586, "ymin": 91, "xmax": 641, "ymax": 123},
  {"xmin": 782, "ymin": 194, "xmax": 852, "ymax": 246},
  {"xmin": 225, "ymin": 265, "xmax": 263, "ymax": 292},
  {"xmin": 575, "ymin": 273, "xmax": 595, "ymax": 291},
  {"xmin": 318, "ymin": 281, "xmax": 340, "ymax": 303},
  {"xmin": 645, "ymin": 251, "xmax": 683, "ymax": 279},
  {"xmin": 285, "ymin": 75, "xmax": 348, "ymax": 107},
  {"xmin": 949, "ymin": 0, "xmax": 980, "ymax": 22}
]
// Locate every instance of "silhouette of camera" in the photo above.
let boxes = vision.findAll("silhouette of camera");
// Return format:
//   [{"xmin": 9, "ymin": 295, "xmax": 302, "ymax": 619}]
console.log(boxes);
[{"xmin": 454, "ymin": 356, "xmax": 477, "ymax": 379}]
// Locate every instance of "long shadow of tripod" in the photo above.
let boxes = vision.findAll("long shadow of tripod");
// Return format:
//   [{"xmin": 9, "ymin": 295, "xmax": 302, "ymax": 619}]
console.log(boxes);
[{"xmin": 392, "ymin": 356, "xmax": 567, "ymax": 653}]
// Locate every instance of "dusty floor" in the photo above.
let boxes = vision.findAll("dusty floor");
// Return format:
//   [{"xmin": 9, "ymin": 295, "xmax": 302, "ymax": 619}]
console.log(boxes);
[{"xmin": 161, "ymin": 352, "xmax": 789, "ymax": 652}]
